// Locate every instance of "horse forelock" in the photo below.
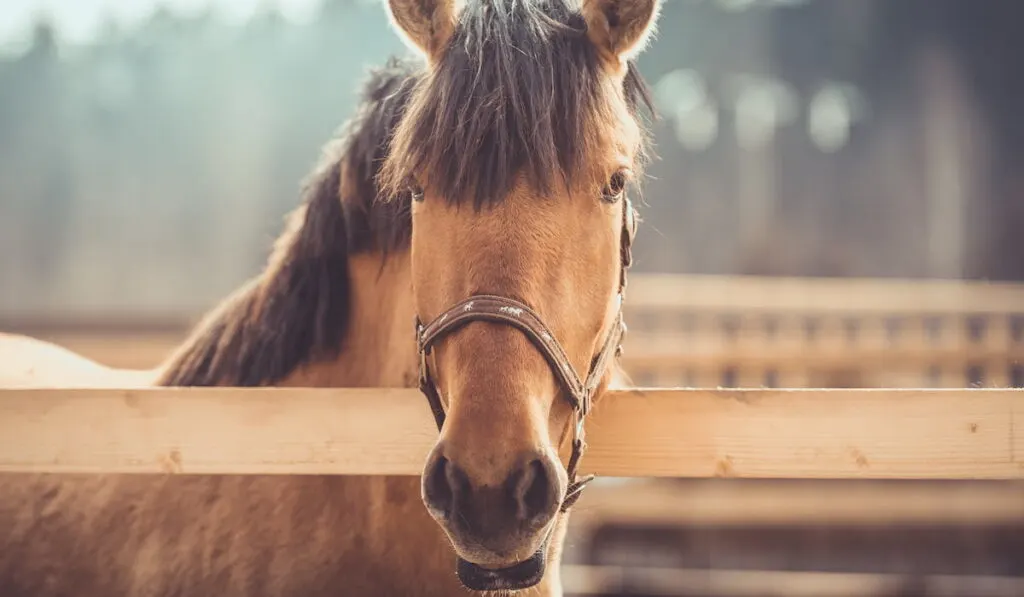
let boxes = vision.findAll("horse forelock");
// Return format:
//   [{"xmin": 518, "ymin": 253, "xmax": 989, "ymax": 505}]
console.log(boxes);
[{"xmin": 378, "ymin": 0, "xmax": 655, "ymax": 210}]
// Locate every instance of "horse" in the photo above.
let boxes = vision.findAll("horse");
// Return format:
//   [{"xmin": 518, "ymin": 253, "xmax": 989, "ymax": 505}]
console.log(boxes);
[{"xmin": 0, "ymin": 0, "xmax": 660, "ymax": 593}]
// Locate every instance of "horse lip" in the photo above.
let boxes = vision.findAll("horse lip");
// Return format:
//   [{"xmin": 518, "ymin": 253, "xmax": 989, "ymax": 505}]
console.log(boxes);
[
  {"xmin": 451, "ymin": 499, "xmax": 559, "ymax": 591},
  {"xmin": 456, "ymin": 547, "xmax": 546, "ymax": 592}
]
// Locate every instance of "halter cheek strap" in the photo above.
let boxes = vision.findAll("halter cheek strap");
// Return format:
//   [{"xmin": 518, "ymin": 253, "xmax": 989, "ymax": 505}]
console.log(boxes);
[{"xmin": 415, "ymin": 197, "xmax": 637, "ymax": 512}]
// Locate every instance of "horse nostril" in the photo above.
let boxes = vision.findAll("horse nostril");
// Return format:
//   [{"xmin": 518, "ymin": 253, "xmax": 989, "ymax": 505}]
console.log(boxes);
[
  {"xmin": 512, "ymin": 458, "xmax": 558, "ymax": 524},
  {"xmin": 423, "ymin": 454, "xmax": 454, "ymax": 519},
  {"xmin": 423, "ymin": 450, "xmax": 471, "ymax": 521}
]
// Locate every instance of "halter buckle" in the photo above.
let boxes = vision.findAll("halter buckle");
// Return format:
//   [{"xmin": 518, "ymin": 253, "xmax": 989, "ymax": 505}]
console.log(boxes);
[
  {"xmin": 414, "ymin": 315, "xmax": 424, "ymax": 344},
  {"xmin": 415, "ymin": 319, "xmax": 431, "ymax": 387}
]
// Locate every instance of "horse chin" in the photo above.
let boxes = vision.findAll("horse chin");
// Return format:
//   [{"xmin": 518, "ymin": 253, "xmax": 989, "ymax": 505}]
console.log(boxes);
[{"xmin": 456, "ymin": 548, "xmax": 546, "ymax": 593}]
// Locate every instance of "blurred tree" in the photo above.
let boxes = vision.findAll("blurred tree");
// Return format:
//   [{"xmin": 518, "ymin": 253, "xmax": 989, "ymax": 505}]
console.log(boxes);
[{"xmin": 0, "ymin": 0, "xmax": 1021, "ymax": 316}]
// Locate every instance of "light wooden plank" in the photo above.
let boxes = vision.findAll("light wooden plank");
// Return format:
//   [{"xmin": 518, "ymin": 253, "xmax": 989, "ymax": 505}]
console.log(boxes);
[
  {"xmin": 619, "ymin": 343, "xmax": 1024, "ymax": 372},
  {"xmin": 0, "ymin": 387, "xmax": 438, "ymax": 476},
  {"xmin": 570, "ymin": 479, "xmax": 1024, "ymax": 528},
  {"xmin": 1014, "ymin": 395, "xmax": 1024, "ymax": 469},
  {"xmin": 626, "ymin": 274, "xmax": 1024, "ymax": 315},
  {"xmin": 585, "ymin": 388, "xmax": 1024, "ymax": 478},
  {"xmin": 561, "ymin": 566, "xmax": 1024, "ymax": 597},
  {"xmin": 0, "ymin": 388, "xmax": 1021, "ymax": 478},
  {"xmin": 36, "ymin": 327, "xmax": 1024, "ymax": 384},
  {"xmin": 8, "ymin": 274, "xmax": 1023, "ymax": 377},
  {"xmin": 9, "ymin": 275, "xmax": 1024, "ymax": 337}
]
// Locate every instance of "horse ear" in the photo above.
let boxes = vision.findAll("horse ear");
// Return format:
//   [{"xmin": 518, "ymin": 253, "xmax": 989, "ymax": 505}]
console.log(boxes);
[
  {"xmin": 581, "ymin": 0, "xmax": 661, "ymax": 62},
  {"xmin": 385, "ymin": 0, "xmax": 458, "ymax": 63}
]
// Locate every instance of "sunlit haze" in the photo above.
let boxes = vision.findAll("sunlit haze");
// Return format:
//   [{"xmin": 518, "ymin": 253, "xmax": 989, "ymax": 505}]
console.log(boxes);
[{"xmin": 1, "ymin": 0, "xmax": 325, "ymax": 51}]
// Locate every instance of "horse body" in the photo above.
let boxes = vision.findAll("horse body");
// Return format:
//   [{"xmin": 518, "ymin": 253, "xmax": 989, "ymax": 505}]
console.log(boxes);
[
  {"xmin": 1, "ymin": 0, "xmax": 661, "ymax": 592},
  {"xmin": 0, "ymin": 332, "xmax": 156, "ymax": 388},
  {"xmin": 0, "ymin": 64, "xmax": 564, "ymax": 597},
  {"xmin": 0, "ymin": 234, "xmax": 541, "ymax": 597}
]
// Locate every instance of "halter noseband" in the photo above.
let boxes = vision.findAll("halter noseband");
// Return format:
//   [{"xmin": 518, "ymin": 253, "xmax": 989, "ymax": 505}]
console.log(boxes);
[{"xmin": 414, "ymin": 197, "xmax": 637, "ymax": 513}]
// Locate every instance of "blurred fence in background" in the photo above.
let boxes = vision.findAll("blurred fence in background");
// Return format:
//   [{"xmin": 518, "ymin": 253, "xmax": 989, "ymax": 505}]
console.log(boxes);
[
  {"xmin": 11, "ymin": 273, "xmax": 1023, "ymax": 391},
  {"xmin": 3, "ymin": 0, "xmax": 1024, "ymax": 321}
]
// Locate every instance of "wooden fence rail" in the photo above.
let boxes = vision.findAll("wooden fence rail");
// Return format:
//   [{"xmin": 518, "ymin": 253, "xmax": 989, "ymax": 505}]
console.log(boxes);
[
  {"xmin": 619, "ymin": 275, "xmax": 1024, "ymax": 388},
  {"xmin": 624, "ymin": 274, "xmax": 1024, "ymax": 314},
  {"xmin": 6, "ymin": 273, "xmax": 1023, "ymax": 389},
  {"xmin": 1, "ymin": 387, "xmax": 1021, "ymax": 479}
]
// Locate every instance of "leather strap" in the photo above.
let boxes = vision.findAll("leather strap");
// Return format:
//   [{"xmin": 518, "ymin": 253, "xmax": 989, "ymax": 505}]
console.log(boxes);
[
  {"xmin": 415, "ymin": 197, "xmax": 636, "ymax": 513},
  {"xmin": 418, "ymin": 295, "xmax": 590, "ymax": 413}
]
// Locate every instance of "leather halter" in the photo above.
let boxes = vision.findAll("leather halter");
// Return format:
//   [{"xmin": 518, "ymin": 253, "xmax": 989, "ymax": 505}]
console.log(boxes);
[{"xmin": 414, "ymin": 197, "xmax": 638, "ymax": 513}]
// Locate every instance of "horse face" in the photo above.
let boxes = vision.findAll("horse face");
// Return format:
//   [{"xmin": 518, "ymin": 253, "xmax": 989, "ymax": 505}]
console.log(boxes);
[{"xmin": 382, "ymin": 0, "xmax": 660, "ymax": 590}]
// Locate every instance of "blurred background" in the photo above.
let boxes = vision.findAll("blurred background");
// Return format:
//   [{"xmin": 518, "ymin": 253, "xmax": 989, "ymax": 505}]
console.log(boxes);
[
  {"xmin": 3, "ymin": 0, "xmax": 1024, "ymax": 314},
  {"xmin": 1, "ymin": 0, "xmax": 1022, "ymax": 596}
]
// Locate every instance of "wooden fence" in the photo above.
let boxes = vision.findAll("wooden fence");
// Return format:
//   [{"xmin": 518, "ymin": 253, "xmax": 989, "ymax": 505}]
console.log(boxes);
[
  {"xmin": 1, "ymin": 386, "xmax": 1023, "ymax": 597},
  {"xmin": 2, "ymin": 387, "xmax": 1021, "ymax": 478},
  {"xmin": 620, "ymin": 274, "xmax": 1024, "ymax": 389},
  {"xmin": 3, "ymin": 273, "xmax": 1024, "ymax": 596},
  {"xmin": 7, "ymin": 274, "xmax": 1022, "ymax": 390}
]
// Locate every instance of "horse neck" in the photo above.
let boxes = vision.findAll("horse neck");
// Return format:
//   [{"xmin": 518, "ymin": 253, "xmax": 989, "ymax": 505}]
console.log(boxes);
[
  {"xmin": 155, "ymin": 243, "xmax": 568, "ymax": 595},
  {"xmin": 279, "ymin": 250, "xmax": 418, "ymax": 389}
]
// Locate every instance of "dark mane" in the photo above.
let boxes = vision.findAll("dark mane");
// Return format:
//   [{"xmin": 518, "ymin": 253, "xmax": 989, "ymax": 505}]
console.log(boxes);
[
  {"xmin": 157, "ymin": 0, "xmax": 656, "ymax": 386},
  {"xmin": 379, "ymin": 0, "xmax": 654, "ymax": 208},
  {"xmin": 158, "ymin": 59, "xmax": 420, "ymax": 386}
]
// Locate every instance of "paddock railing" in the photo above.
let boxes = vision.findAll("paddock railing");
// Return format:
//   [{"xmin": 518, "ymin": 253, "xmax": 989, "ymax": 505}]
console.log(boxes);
[
  {"xmin": 621, "ymin": 274, "xmax": 1024, "ymax": 389},
  {"xmin": 4, "ymin": 275, "xmax": 1024, "ymax": 596},
  {"xmin": 6, "ymin": 274, "xmax": 1022, "ymax": 390},
  {"xmin": 2, "ymin": 386, "xmax": 1023, "ymax": 597},
  {"xmin": 1, "ymin": 387, "xmax": 1021, "ymax": 478}
]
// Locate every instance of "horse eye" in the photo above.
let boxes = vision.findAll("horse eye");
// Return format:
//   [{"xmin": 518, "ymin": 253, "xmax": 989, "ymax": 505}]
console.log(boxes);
[
  {"xmin": 410, "ymin": 185, "xmax": 425, "ymax": 202},
  {"xmin": 602, "ymin": 170, "xmax": 628, "ymax": 203}
]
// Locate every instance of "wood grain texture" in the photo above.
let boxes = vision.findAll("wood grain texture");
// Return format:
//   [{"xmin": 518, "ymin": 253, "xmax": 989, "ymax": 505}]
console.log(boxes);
[
  {"xmin": 570, "ymin": 479, "xmax": 1024, "ymax": 527},
  {"xmin": 0, "ymin": 388, "xmax": 1020, "ymax": 478},
  {"xmin": 560, "ymin": 566, "xmax": 1024, "ymax": 597}
]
